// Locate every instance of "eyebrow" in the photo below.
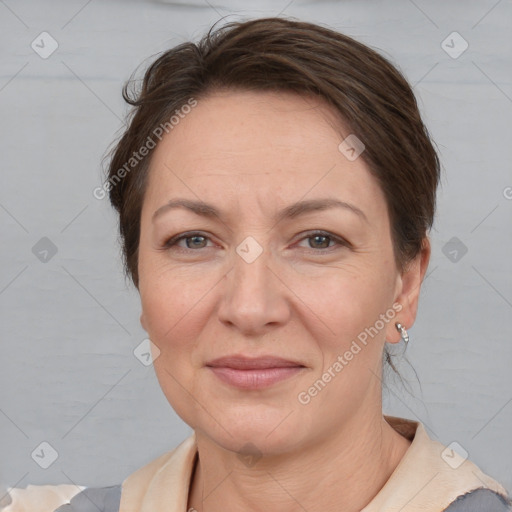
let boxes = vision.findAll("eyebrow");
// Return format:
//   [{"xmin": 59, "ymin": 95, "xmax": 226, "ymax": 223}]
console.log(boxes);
[{"xmin": 152, "ymin": 198, "xmax": 368, "ymax": 224}]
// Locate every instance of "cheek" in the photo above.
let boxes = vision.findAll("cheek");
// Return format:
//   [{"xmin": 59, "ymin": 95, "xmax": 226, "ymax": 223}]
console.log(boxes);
[
  {"xmin": 139, "ymin": 245, "xmax": 195, "ymax": 323},
  {"xmin": 292, "ymin": 269, "xmax": 396, "ymax": 408},
  {"xmin": 140, "ymin": 270, "xmax": 204, "ymax": 347},
  {"xmin": 139, "ymin": 266, "xmax": 213, "ymax": 424},
  {"xmin": 138, "ymin": 260, "xmax": 224, "ymax": 372},
  {"xmin": 287, "ymin": 260, "xmax": 394, "ymax": 343}
]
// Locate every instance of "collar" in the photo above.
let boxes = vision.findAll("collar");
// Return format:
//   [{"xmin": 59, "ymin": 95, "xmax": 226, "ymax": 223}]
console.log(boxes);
[{"xmin": 119, "ymin": 415, "xmax": 509, "ymax": 512}]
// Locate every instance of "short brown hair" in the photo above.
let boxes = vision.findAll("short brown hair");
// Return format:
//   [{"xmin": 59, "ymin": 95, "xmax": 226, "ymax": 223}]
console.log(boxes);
[{"xmin": 105, "ymin": 16, "xmax": 439, "ymax": 290}]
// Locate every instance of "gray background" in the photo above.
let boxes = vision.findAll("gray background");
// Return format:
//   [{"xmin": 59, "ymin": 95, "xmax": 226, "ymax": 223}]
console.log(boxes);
[{"xmin": 1, "ymin": 0, "xmax": 511, "ymax": 497}]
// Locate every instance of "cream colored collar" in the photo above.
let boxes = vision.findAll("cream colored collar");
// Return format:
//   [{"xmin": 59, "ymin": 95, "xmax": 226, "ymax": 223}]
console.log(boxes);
[{"xmin": 119, "ymin": 415, "xmax": 509, "ymax": 512}]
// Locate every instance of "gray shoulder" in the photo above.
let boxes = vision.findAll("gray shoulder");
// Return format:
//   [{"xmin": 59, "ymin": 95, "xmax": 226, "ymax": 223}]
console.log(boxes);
[
  {"xmin": 53, "ymin": 484, "xmax": 121, "ymax": 512},
  {"xmin": 443, "ymin": 488, "xmax": 512, "ymax": 512}
]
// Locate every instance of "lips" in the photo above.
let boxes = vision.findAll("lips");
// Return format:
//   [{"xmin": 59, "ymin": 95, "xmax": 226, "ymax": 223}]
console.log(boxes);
[
  {"xmin": 206, "ymin": 355, "xmax": 306, "ymax": 389},
  {"xmin": 207, "ymin": 355, "xmax": 304, "ymax": 370}
]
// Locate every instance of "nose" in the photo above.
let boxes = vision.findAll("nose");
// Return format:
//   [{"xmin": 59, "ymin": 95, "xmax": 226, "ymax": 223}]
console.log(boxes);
[{"xmin": 216, "ymin": 241, "xmax": 291, "ymax": 336}]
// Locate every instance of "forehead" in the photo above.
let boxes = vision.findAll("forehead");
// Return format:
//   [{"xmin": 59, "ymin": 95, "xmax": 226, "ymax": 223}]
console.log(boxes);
[
  {"xmin": 155, "ymin": 89, "xmax": 347, "ymax": 166},
  {"xmin": 142, "ymin": 90, "xmax": 387, "ymax": 222}
]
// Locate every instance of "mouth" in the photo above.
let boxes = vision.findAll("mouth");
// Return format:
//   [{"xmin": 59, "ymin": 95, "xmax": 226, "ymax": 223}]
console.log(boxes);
[{"xmin": 206, "ymin": 355, "xmax": 306, "ymax": 390}]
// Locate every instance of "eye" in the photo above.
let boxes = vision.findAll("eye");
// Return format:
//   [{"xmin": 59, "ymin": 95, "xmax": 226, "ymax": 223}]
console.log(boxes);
[
  {"xmin": 162, "ymin": 231, "xmax": 214, "ymax": 251},
  {"xmin": 161, "ymin": 230, "xmax": 349, "ymax": 253},
  {"xmin": 295, "ymin": 231, "xmax": 349, "ymax": 251}
]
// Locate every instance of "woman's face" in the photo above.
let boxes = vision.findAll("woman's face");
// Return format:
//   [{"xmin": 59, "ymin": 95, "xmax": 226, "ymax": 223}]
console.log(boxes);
[{"xmin": 138, "ymin": 90, "xmax": 424, "ymax": 455}]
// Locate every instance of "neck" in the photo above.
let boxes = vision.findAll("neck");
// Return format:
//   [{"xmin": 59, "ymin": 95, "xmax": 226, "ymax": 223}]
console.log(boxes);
[{"xmin": 188, "ymin": 410, "xmax": 411, "ymax": 512}]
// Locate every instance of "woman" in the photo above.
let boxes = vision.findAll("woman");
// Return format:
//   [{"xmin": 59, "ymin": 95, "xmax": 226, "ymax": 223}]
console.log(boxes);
[{"xmin": 5, "ymin": 16, "xmax": 511, "ymax": 512}]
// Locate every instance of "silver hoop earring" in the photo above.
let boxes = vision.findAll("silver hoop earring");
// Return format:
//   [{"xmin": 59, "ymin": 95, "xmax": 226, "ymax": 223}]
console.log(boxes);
[{"xmin": 395, "ymin": 322, "xmax": 409, "ymax": 344}]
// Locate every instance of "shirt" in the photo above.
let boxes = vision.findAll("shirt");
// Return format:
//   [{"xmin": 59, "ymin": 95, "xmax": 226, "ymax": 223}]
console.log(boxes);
[{"xmin": 4, "ymin": 415, "xmax": 511, "ymax": 512}]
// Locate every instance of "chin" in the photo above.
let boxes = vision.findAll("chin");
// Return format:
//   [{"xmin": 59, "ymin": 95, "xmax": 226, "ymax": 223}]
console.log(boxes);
[{"xmin": 191, "ymin": 402, "xmax": 311, "ymax": 457}]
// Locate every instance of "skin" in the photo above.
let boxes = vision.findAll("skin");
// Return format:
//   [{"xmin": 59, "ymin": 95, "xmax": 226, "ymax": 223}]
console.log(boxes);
[{"xmin": 138, "ymin": 89, "xmax": 431, "ymax": 512}]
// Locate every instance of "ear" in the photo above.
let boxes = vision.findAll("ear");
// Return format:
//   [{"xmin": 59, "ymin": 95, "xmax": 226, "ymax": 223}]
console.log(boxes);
[
  {"xmin": 140, "ymin": 311, "xmax": 147, "ymax": 332},
  {"xmin": 387, "ymin": 237, "xmax": 431, "ymax": 344}
]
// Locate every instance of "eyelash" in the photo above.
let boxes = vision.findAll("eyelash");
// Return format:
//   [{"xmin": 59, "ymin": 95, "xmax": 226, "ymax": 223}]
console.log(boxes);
[{"xmin": 161, "ymin": 230, "xmax": 350, "ymax": 254}]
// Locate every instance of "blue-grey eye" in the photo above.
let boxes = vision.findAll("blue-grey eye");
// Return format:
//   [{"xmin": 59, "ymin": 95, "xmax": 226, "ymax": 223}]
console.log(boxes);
[
  {"xmin": 308, "ymin": 234, "xmax": 332, "ymax": 249},
  {"xmin": 185, "ymin": 235, "xmax": 208, "ymax": 249}
]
